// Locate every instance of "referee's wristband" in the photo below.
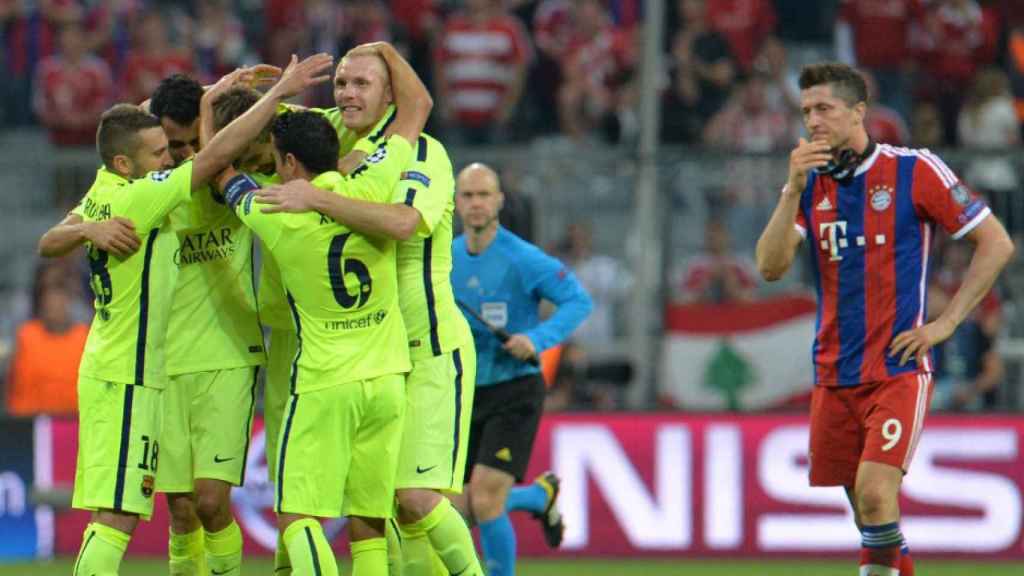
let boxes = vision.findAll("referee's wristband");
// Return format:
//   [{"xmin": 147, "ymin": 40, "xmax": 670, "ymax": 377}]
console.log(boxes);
[{"xmin": 223, "ymin": 173, "xmax": 260, "ymax": 209}]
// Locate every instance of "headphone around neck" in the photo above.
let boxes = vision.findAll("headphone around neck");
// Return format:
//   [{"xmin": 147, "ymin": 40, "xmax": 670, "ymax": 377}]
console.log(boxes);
[{"xmin": 815, "ymin": 140, "xmax": 877, "ymax": 182}]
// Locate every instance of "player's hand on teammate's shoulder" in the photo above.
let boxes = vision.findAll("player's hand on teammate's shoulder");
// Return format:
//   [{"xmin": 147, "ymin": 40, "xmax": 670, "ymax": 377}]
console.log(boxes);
[
  {"xmin": 256, "ymin": 180, "xmax": 324, "ymax": 214},
  {"xmin": 269, "ymin": 53, "xmax": 334, "ymax": 101},
  {"xmin": 889, "ymin": 316, "xmax": 958, "ymax": 367},
  {"xmin": 503, "ymin": 334, "xmax": 537, "ymax": 361},
  {"xmin": 786, "ymin": 137, "xmax": 832, "ymax": 195},
  {"xmin": 85, "ymin": 217, "xmax": 140, "ymax": 258}
]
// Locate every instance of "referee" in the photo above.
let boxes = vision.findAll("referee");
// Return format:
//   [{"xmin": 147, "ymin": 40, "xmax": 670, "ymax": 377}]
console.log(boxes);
[{"xmin": 450, "ymin": 163, "xmax": 592, "ymax": 576}]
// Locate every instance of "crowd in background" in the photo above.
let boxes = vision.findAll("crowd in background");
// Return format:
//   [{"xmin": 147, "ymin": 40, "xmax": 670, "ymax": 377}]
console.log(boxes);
[
  {"xmin": 1, "ymin": 0, "xmax": 1022, "ymax": 415},
  {"xmin": 3, "ymin": 0, "xmax": 1023, "ymax": 146}
]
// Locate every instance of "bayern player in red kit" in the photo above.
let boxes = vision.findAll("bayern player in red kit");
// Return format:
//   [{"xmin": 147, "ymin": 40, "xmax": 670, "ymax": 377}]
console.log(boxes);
[{"xmin": 756, "ymin": 63, "xmax": 1015, "ymax": 576}]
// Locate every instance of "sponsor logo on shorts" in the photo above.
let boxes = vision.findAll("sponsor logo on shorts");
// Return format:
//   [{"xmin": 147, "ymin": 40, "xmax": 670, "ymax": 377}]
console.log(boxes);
[
  {"xmin": 141, "ymin": 475, "xmax": 155, "ymax": 498},
  {"xmin": 214, "ymin": 455, "xmax": 236, "ymax": 464},
  {"xmin": 495, "ymin": 448, "xmax": 512, "ymax": 462},
  {"xmin": 416, "ymin": 465, "xmax": 437, "ymax": 474}
]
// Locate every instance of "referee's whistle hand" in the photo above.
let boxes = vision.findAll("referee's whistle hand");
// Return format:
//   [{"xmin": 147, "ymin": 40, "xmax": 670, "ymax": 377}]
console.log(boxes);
[{"xmin": 503, "ymin": 334, "xmax": 537, "ymax": 361}]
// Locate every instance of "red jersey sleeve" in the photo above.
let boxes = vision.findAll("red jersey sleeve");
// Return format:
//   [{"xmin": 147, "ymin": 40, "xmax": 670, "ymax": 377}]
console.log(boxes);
[{"xmin": 910, "ymin": 149, "xmax": 990, "ymax": 240}]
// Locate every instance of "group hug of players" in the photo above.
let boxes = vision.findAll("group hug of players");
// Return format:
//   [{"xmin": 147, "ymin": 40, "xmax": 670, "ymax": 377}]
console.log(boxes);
[{"xmin": 40, "ymin": 43, "xmax": 593, "ymax": 576}]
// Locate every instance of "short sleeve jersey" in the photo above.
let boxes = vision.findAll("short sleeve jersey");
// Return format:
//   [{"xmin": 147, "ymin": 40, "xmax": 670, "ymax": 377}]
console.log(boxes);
[
  {"xmin": 326, "ymin": 106, "xmax": 473, "ymax": 359},
  {"xmin": 164, "ymin": 186, "xmax": 265, "ymax": 375},
  {"xmin": 232, "ymin": 137, "xmax": 414, "ymax": 393},
  {"xmin": 72, "ymin": 163, "xmax": 193, "ymax": 389},
  {"xmin": 793, "ymin": 144, "xmax": 991, "ymax": 386}
]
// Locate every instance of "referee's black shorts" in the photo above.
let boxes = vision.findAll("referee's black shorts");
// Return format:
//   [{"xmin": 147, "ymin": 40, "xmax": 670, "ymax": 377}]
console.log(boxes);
[{"xmin": 464, "ymin": 373, "xmax": 546, "ymax": 483}]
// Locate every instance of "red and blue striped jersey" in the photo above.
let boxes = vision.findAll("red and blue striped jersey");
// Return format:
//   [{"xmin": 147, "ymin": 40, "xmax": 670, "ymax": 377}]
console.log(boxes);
[{"xmin": 794, "ymin": 144, "xmax": 991, "ymax": 386}]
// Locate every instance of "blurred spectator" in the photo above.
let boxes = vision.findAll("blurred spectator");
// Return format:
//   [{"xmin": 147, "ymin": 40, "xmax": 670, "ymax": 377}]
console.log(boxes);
[
  {"xmin": 435, "ymin": 0, "xmax": 531, "ymax": 144},
  {"xmin": 2, "ymin": 2, "xmax": 63, "ymax": 126},
  {"xmin": 5, "ymin": 260, "xmax": 88, "ymax": 416},
  {"xmin": 862, "ymin": 70, "xmax": 910, "ymax": 146},
  {"xmin": 119, "ymin": 9, "xmax": 193, "ymax": 104},
  {"xmin": 338, "ymin": 0, "xmax": 409, "ymax": 69},
  {"xmin": 661, "ymin": 0, "xmax": 737, "ymax": 144},
  {"xmin": 1005, "ymin": 27, "xmax": 1024, "ymax": 136},
  {"xmin": 958, "ymin": 67, "xmax": 1021, "ymax": 233},
  {"xmin": 703, "ymin": 73, "xmax": 794, "ymax": 152},
  {"xmin": 86, "ymin": 0, "xmax": 144, "ymax": 73},
  {"xmin": 772, "ymin": 0, "xmax": 836, "ymax": 44},
  {"xmin": 389, "ymin": 0, "xmax": 440, "ymax": 93},
  {"xmin": 836, "ymin": 0, "xmax": 924, "ymax": 120},
  {"xmin": 958, "ymin": 67, "xmax": 1020, "ymax": 176},
  {"xmin": 532, "ymin": 0, "xmax": 583, "ymax": 136},
  {"xmin": 556, "ymin": 0, "xmax": 636, "ymax": 141},
  {"xmin": 910, "ymin": 100, "xmax": 945, "ymax": 147},
  {"xmin": 558, "ymin": 222, "xmax": 633, "ymax": 350},
  {"xmin": 704, "ymin": 0, "xmax": 776, "ymax": 73},
  {"xmin": 32, "ymin": 20, "xmax": 113, "ymax": 146},
  {"xmin": 928, "ymin": 241, "xmax": 1004, "ymax": 411},
  {"xmin": 674, "ymin": 219, "xmax": 757, "ymax": 304},
  {"xmin": 911, "ymin": 0, "xmax": 999, "ymax": 144},
  {"xmin": 193, "ymin": 0, "xmax": 247, "ymax": 83}
]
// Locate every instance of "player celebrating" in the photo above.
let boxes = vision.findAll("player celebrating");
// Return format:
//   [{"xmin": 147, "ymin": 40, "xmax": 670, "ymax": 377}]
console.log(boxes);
[
  {"xmin": 44, "ymin": 53, "xmax": 332, "ymax": 576},
  {"xmin": 41, "ymin": 68, "xmax": 279, "ymax": 576},
  {"xmin": 254, "ymin": 42, "xmax": 485, "ymax": 576},
  {"xmin": 450, "ymin": 163, "xmax": 592, "ymax": 576},
  {"xmin": 755, "ymin": 63, "xmax": 1015, "ymax": 576},
  {"xmin": 220, "ymin": 94, "xmax": 428, "ymax": 575}
]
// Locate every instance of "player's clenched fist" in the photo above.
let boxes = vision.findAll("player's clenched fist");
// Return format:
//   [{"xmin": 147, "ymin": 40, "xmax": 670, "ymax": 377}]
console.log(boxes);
[{"xmin": 787, "ymin": 137, "xmax": 832, "ymax": 195}]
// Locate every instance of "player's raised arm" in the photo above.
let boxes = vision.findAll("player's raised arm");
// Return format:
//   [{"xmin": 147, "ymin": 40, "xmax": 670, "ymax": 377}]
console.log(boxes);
[
  {"xmin": 352, "ymin": 42, "xmax": 433, "ymax": 145},
  {"xmin": 755, "ymin": 137, "xmax": 830, "ymax": 281},
  {"xmin": 191, "ymin": 54, "xmax": 333, "ymax": 190}
]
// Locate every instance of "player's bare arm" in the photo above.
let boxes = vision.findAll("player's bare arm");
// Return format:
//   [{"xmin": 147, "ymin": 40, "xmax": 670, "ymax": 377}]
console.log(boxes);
[
  {"xmin": 38, "ymin": 213, "xmax": 140, "ymax": 258},
  {"xmin": 889, "ymin": 215, "xmax": 1015, "ymax": 366},
  {"xmin": 353, "ymin": 42, "xmax": 433, "ymax": 144},
  {"xmin": 755, "ymin": 137, "xmax": 832, "ymax": 280},
  {"xmin": 199, "ymin": 65, "xmax": 282, "ymax": 149},
  {"xmin": 191, "ymin": 53, "xmax": 333, "ymax": 190},
  {"xmin": 255, "ymin": 179, "xmax": 420, "ymax": 241}
]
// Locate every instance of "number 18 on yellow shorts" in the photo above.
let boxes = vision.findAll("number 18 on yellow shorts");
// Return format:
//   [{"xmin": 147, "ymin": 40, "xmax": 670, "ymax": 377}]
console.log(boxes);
[
  {"xmin": 274, "ymin": 373, "xmax": 405, "ymax": 519},
  {"xmin": 72, "ymin": 377, "xmax": 162, "ymax": 520}
]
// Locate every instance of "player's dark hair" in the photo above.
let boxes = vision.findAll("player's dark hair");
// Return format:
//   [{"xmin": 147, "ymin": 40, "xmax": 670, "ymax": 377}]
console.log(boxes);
[
  {"xmin": 96, "ymin": 104, "xmax": 162, "ymax": 169},
  {"xmin": 798, "ymin": 63, "xmax": 868, "ymax": 107},
  {"xmin": 149, "ymin": 74, "xmax": 203, "ymax": 125},
  {"xmin": 271, "ymin": 111, "xmax": 339, "ymax": 175},
  {"xmin": 211, "ymin": 86, "xmax": 264, "ymax": 132}
]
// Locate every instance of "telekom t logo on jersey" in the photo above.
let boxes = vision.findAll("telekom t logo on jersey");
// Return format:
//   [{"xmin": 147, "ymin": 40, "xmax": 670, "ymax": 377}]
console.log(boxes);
[
  {"xmin": 818, "ymin": 220, "xmax": 887, "ymax": 261},
  {"xmin": 818, "ymin": 221, "xmax": 848, "ymax": 261}
]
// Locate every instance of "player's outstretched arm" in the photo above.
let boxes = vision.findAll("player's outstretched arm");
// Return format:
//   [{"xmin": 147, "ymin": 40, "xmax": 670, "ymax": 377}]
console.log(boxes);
[
  {"xmin": 352, "ymin": 42, "xmax": 433, "ymax": 145},
  {"xmin": 889, "ymin": 215, "xmax": 1015, "ymax": 366},
  {"xmin": 191, "ymin": 54, "xmax": 333, "ymax": 190},
  {"xmin": 255, "ymin": 180, "xmax": 420, "ymax": 241},
  {"xmin": 38, "ymin": 213, "xmax": 140, "ymax": 258}
]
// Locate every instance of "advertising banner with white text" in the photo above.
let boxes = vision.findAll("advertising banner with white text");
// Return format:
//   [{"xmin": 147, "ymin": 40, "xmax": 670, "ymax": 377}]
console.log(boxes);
[{"xmin": 42, "ymin": 414, "xmax": 1024, "ymax": 557}]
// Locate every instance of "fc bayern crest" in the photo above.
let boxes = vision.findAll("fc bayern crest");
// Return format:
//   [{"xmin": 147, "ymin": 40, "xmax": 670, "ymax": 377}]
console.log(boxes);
[{"xmin": 870, "ymin": 186, "xmax": 893, "ymax": 211}]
